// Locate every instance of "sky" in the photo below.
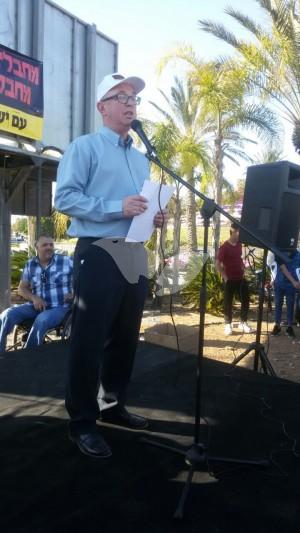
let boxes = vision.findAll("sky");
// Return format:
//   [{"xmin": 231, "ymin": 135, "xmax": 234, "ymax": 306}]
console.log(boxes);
[{"xmin": 53, "ymin": 0, "xmax": 299, "ymax": 183}]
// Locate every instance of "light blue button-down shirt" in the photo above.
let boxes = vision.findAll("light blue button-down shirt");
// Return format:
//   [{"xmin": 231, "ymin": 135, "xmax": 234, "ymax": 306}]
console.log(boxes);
[{"xmin": 54, "ymin": 126, "xmax": 150, "ymax": 238}]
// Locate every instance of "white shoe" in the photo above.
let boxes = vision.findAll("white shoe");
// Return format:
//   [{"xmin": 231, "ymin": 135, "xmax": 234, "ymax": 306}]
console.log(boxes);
[
  {"xmin": 238, "ymin": 322, "xmax": 252, "ymax": 333},
  {"xmin": 224, "ymin": 323, "xmax": 232, "ymax": 335}
]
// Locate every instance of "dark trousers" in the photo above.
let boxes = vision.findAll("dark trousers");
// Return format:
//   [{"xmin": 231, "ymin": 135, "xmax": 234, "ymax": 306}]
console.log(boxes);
[
  {"xmin": 224, "ymin": 279, "xmax": 249, "ymax": 324},
  {"xmin": 66, "ymin": 239, "xmax": 148, "ymax": 435},
  {"xmin": 296, "ymin": 293, "xmax": 300, "ymax": 324}
]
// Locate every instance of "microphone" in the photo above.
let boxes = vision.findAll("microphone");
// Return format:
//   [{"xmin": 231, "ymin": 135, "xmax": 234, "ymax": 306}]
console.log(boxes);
[{"xmin": 131, "ymin": 119, "xmax": 157, "ymax": 158}]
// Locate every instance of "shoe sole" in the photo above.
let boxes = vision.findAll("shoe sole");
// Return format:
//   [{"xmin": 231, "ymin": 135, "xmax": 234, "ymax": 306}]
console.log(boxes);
[
  {"xmin": 69, "ymin": 436, "xmax": 112, "ymax": 459},
  {"xmin": 99, "ymin": 418, "xmax": 149, "ymax": 431}
]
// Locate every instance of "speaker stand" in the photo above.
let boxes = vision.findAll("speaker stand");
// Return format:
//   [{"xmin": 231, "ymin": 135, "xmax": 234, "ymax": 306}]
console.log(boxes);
[{"xmin": 233, "ymin": 249, "xmax": 276, "ymax": 376}]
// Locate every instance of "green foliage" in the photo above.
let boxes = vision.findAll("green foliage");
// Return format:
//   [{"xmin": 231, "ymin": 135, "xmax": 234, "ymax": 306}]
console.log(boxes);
[
  {"xmin": 40, "ymin": 216, "xmax": 54, "ymax": 236},
  {"xmin": 12, "ymin": 217, "xmax": 28, "ymax": 234},
  {"xmin": 11, "ymin": 250, "xmax": 28, "ymax": 288},
  {"xmin": 52, "ymin": 210, "xmax": 70, "ymax": 240},
  {"xmin": 244, "ymin": 250, "xmax": 266, "ymax": 300},
  {"xmin": 156, "ymin": 45, "xmax": 280, "ymax": 255},
  {"xmin": 199, "ymin": 1, "xmax": 298, "ymax": 150},
  {"xmin": 181, "ymin": 257, "xmax": 224, "ymax": 315}
]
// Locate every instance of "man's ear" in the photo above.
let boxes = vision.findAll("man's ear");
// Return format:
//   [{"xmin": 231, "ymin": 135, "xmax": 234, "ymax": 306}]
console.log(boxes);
[{"xmin": 97, "ymin": 102, "xmax": 105, "ymax": 116}]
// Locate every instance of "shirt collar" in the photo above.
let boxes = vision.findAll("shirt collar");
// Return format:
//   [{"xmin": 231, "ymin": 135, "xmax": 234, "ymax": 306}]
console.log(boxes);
[
  {"xmin": 100, "ymin": 126, "xmax": 133, "ymax": 149},
  {"xmin": 32, "ymin": 254, "xmax": 56, "ymax": 268}
]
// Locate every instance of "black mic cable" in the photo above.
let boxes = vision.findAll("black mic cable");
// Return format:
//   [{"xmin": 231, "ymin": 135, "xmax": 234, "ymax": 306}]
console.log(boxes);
[{"xmin": 131, "ymin": 121, "xmax": 182, "ymax": 379}]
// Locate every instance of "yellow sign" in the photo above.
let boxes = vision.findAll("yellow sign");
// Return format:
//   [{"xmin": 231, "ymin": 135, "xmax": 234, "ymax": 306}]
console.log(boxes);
[{"xmin": 0, "ymin": 103, "xmax": 43, "ymax": 140}]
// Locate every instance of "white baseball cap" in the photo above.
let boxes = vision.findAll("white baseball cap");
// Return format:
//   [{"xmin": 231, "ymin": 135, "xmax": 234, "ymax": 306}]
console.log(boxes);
[{"xmin": 96, "ymin": 72, "xmax": 145, "ymax": 103}]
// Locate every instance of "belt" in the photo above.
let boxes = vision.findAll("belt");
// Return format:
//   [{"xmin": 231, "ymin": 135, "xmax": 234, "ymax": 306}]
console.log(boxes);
[{"xmin": 77, "ymin": 237, "xmax": 140, "ymax": 244}]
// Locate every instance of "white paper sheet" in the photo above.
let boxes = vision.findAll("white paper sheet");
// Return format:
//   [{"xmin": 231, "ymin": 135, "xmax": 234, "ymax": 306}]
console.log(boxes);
[{"xmin": 125, "ymin": 180, "xmax": 175, "ymax": 242}]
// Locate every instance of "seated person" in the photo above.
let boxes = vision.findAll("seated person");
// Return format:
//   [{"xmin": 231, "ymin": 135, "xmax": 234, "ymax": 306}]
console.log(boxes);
[
  {"xmin": 268, "ymin": 249, "xmax": 300, "ymax": 338},
  {"xmin": 0, "ymin": 234, "xmax": 73, "ymax": 352}
]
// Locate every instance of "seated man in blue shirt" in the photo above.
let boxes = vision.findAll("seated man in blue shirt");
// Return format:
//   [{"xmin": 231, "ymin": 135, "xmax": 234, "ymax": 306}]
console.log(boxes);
[
  {"xmin": 55, "ymin": 72, "xmax": 166, "ymax": 459},
  {"xmin": 0, "ymin": 235, "xmax": 73, "ymax": 352}
]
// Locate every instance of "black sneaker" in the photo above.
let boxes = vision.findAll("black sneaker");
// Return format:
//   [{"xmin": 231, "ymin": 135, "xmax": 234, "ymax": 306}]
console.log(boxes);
[
  {"xmin": 271, "ymin": 324, "xmax": 281, "ymax": 336},
  {"xmin": 286, "ymin": 326, "xmax": 295, "ymax": 338}
]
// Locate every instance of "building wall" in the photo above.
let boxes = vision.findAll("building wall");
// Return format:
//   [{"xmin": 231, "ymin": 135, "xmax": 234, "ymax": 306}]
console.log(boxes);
[{"xmin": 0, "ymin": 0, "xmax": 118, "ymax": 149}]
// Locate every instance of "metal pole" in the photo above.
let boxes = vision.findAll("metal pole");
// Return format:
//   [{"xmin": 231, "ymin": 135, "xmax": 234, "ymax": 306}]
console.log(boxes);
[
  {"xmin": 0, "ymin": 176, "xmax": 11, "ymax": 311},
  {"xmin": 36, "ymin": 164, "xmax": 42, "ymax": 239}
]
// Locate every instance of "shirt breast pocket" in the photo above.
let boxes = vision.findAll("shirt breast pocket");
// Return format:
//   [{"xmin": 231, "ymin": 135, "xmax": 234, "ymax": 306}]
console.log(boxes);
[
  {"xmin": 31, "ymin": 274, "xmax": 41, "ymax": 290},
  {"xmin": 53, "ymin": 272, "xmax": 67, "ymax": 288}
]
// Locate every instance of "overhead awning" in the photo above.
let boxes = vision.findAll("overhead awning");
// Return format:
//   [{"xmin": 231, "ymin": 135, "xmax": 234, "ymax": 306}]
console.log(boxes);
[{"xmin": 0, "ymin": 139, "xmax": 61, "ymax": 216}]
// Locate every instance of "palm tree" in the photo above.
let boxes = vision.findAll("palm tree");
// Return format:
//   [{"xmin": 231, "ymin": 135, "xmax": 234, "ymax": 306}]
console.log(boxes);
[
  {"xmin": 52, "ymin": 210, "xmax": 70, "ymax": 240},
  {"xmin": 149, "ymin": 76, "xmax": 212, "ymax": 252},
  {"xmin": 157, "ymin": 47, "xmax": 280, "ymax": 254},
  {"xmin": 199, "ymin": 0, "xmax": 300, "ymax": 152},
  {"xmin": 253, "ymin": 143, "xmax": 285, "ymax": 163}
]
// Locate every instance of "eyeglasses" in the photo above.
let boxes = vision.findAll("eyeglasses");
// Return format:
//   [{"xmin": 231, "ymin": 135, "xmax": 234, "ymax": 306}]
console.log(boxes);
[
  {"xmin": 41, "ymin": 271, "xmax": 47, "ymax": 283},
  {"xmin": 101, "ymin": 93, "xmax": 141, "ymax": 105}
]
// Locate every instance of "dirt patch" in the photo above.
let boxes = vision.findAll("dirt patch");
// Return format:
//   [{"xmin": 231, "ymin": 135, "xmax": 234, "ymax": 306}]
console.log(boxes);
[{"xmin": 141, "ymin": 301, "xmax": 300, "ymax": 384}]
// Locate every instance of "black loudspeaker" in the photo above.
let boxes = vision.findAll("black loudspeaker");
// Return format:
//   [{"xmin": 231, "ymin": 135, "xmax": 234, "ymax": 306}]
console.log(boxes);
[{"xmin": 239, "ymin": 161, "xmax": 300, "ymax": 249}]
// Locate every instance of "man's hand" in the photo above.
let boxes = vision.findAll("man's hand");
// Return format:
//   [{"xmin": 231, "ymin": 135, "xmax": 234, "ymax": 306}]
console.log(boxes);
[
  {"xmin": 122, "ymin": 195, "xmax": 148, "ymax": 218},
  {"xmin": 31, "ymin": 295, "xmax": 46, "ymax": 312},
  {"xmin": 293, "ymin": 280, "xmax": 300, "ymax": 290},
  {"xmin": 64, "ymin": 292, "xmax": 73, "ymax": 303},
  {"xmin": 215, "ymin": 259, "xmax": 227, "ymax": 281},
  {"xmin": 154, "ymin": 209, "xmax": 168, "ymax": 228}
]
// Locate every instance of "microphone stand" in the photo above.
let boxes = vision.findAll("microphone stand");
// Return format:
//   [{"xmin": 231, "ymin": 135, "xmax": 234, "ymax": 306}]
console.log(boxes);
[
  {"xmin": 232, "ymin": 248, "xmax": 276, "ymax": 375},
  {"xmin": 141, "ymin": 149, "xmax": 288, "ymax": 519}
]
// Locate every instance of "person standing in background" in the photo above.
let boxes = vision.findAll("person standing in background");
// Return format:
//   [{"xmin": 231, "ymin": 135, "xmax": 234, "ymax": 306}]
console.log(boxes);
[
  {"xmin": 216, "ymin": 223, "xmax": 252, "ymax": 335},
  {"xmin": 268, "ymin": 249, "xmax": 300, "ymax": 337}
]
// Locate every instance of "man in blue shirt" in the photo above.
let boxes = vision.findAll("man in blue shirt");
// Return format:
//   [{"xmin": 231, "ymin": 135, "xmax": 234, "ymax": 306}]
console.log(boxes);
[
  {"xmin": 269, "ymin": 249, "xmax": 300, "ymax": 337},
  {"xmin": 0, "ymin": 235, "xmax": 73, "ymax": 352},
  {"xmin": 55, "ymin": 72, "xmax": 166, "ymax": 459}
]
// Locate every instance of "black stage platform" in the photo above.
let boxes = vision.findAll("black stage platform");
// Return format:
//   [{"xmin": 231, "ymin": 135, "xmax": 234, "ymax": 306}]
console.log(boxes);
[{"xmin": 0, "ymin": 340, "xmax": 300, "ymax": 533}]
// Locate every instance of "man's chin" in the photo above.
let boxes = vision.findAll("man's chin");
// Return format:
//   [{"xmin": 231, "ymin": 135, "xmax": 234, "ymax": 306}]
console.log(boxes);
[{"xmin": 124, "ymin": 114, "xmax": 135, "ymax": 125}]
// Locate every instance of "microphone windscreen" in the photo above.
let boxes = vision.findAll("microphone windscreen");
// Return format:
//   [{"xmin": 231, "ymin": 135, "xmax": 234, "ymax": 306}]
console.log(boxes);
[{"xmin": 131, "ymin": 119, "xmax": 142, "ymax": 132}]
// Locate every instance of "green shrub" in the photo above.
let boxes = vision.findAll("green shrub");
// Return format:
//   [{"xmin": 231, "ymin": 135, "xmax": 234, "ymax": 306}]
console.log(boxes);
[
  {"xmin": 11, "ymin": 250, "xmax": 28, "ymax": 288},
  {"xmin": 181, "ymin": 253, "xmax": 261, "ymax": 315},
  {"xmin": 181, "ymin": 257, "xmax": 224, "ymax": 315}
]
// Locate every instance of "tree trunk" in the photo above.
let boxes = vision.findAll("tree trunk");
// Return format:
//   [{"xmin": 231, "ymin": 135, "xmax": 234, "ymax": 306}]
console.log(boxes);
[
  {"xmin": 171, "ymin": 191, "xmax": 182, "ymax": 292},
  {"xmin": 185, "ymin": 171, "xmax": 198, "ymax": 252},
  {"xmin": 172, "ymin": 193, "xmax": 182, "ymax": 254},
  {"xmin": 152, "ymin": 221, "xmax": 168, "ymax": 308},
  {"xmin": 212, "ymin": 130, "xmax": 224, "ymax": 257},
  {"xmin": 27, "ymin": 216, "xmax": 36, "ymax": 256}
]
